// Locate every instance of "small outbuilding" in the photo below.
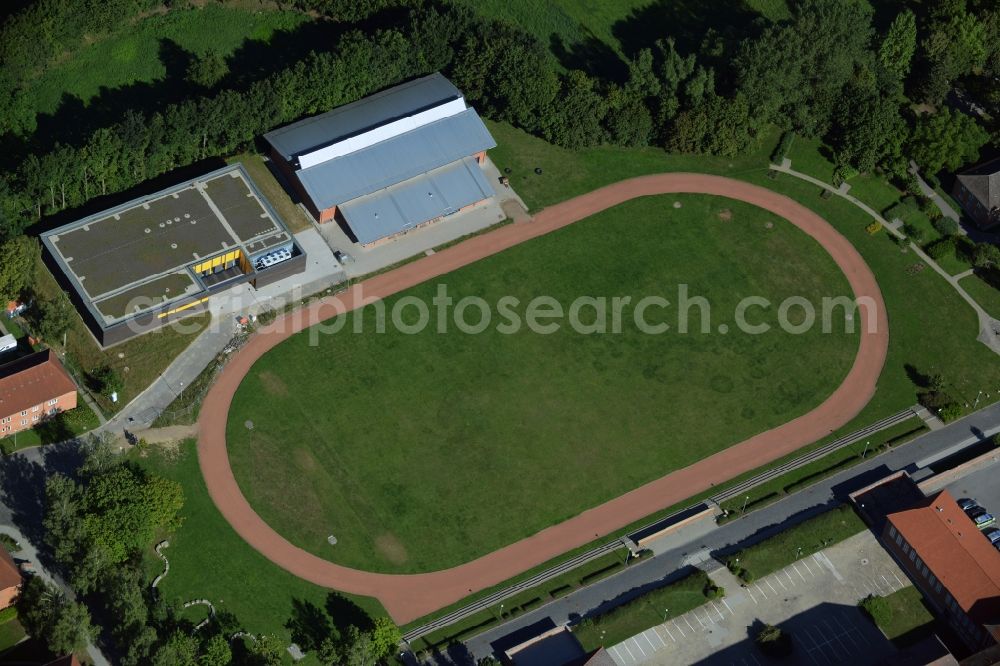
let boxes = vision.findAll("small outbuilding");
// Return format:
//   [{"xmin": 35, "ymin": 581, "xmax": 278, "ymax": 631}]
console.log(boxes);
[
  {"xmin": 265, "ymin": 72, "xmax": 497, "ymax": 246},
  {"xmin": 954, "ymin": 157, "xmax": 1000, "ymax": 230}
]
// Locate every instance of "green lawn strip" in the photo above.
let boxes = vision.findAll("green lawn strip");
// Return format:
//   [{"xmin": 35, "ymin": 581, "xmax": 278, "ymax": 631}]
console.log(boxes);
[
  {"xmin": 0, "ymin": 395, "xmax": 101, "ymax": 454},
  {"xmin": 21, "ymin": 5, "xmax": 308, "ymax": 122},
  {"xmin": 717, "ymin": 417, "xmax": 927, "ymax": 519},
  {"xmin": 228, "ymin": 192, "xmax": 857, "ymax": 573},
  {"xmin": 2, "ymin": 316, "xmax": 27, "ymax": 340},
  {"xmin": 727, "ymin": 504, "xmax": 865, "ymax": 580},
  {"xmin": 151, "ymin": 354, "xmax": 222, "ymax": 427},
  {"xmin": 33, "ymin": 255, "xmax": 209, "ymax": 414},
  {"xmin": 572, "ymin": 570, "xmax": 712, "ymax": 651},
  {"xmin": 486, "ymin": 120, "xmax": 780, "ymax": 211},
  {"xmin": 410, "ymin": 550, "xmax": 639, "ymax": 652},
  {"xmin": 0, "ymin": 607, "xmax": 25, "ymax": 654},
  {"xmin": 136, "ymin": 439, "xmax": 387, "ymax": 659},
  {"xmin": 960, "ymin": 274, "xmax": 1000, "ymax": 321},
  {"xmin": 861, "ymin": 586, "xmax": 935, "ymax": 648},
  {"xmin": 228, "ymin": 152, "xmax": 313, "ymax": 233}
]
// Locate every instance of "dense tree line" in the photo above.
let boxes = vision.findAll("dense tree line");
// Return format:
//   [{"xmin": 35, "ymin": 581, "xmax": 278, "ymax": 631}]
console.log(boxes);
[{"xmin": 1, "ymin": 0, "xmax": 998, "ymax": 242}]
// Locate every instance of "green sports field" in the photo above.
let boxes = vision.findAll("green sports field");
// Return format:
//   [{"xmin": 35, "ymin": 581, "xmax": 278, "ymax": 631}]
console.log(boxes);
[{"xmin": 227, "ymin": 193, "xmax": 859, "ymax": 573}]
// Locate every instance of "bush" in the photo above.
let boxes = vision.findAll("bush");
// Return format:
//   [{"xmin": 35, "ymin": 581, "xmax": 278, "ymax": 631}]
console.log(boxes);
[
  {"xmin": 755, "ymin": 624, "xmax": 793, "ymax": 658},
  {"xmin": 859, "ymin": 594, "xmax": 892, "ymax": 626},
  {"xmin": 866, "ymin": 221, "xmax": 883, "ymax": 235},
  {"xmin": 703, "ymin": 581, "xmax": 725, "ymax": 599},
  {"xmin": 938, "ymin": 403, "xmax": 964, "ymax": 422},
  {"xmin": 924, "ymin": 236, "xmax": 956, "ymax": 261},
  {"xmin": 771, "ymin": 130, "xmax": 794, "ymax": 164},
  {"xmin": 932, "ymin": 216, "xmax": 960, "ymax": 237},
  {"xmin": 902, "ymin": 222, "xmax": 924, "ymax": 242},
  {"xmin": 738, "ymin": 568, "xmax": 755, "ymax": 584}
]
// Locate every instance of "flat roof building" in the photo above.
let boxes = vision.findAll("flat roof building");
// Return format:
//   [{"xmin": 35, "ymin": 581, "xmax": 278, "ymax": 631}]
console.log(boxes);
[
  {"xmin": 265, "ymin": 72, "xmax": 496, "ymax": 246},
  {"xmin": 40, "ymin": 163, "xmax": 306, "ymax": 346},
  {"xmin": 0, "ymin": 349, "xmax": 78, "ymax": 437}
]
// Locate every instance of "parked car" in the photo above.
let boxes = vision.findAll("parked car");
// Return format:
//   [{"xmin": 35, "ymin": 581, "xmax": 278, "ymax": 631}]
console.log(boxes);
[
  {"xmin": 984, "ymin": 527, "xmax": 1000, "ymax": 545},
  {"xmin": 969, "ymin": 508, "xmax": 996, "ymax": 530},
  {"xmin": 958, "ymin": 498, "xmax": 980, "ymax": 512}
]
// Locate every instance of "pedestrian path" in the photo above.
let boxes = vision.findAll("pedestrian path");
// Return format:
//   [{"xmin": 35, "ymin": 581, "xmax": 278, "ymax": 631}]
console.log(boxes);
[{"xmin": 606, "ymin": 531, "xmax": 906, "ymax": 666}]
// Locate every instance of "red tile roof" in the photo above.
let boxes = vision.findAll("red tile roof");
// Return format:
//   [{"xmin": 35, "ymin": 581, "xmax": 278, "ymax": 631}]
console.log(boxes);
[
  {"xmin": 888, "ymin": 489, "xmax": 1000, "ymax": 625},
  {"xmin": 0, "ymin": 349, "xmax": 76, "ymax": 418},
  {"xmin": 0, "ymin": 543, "xmax": 20, "ymax": 592},
  {"xmin": 44, "ymin": 656, "xmax": 82, "ymax": 666}
]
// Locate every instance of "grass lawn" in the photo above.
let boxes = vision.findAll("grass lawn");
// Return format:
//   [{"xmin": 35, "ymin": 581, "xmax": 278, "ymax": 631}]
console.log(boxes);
[
  {"xmin": 960, "ymin": 273, "xmax": 1000, "ymax": 320},
  {"xmin": 33, "ymin": 255, "xmax": 209, "ymax": 414},
  {"xmin": 228, "ymin": 152, "xmax": 313, "ymax": 233},
  {"xmin": 572, "ymin": 570, "xmax": 712, "ymax": 651},
  {"xmin": 228, "ymin": 192, "xmax": 858, "ymax": 574},
  {"xmin": 728, "ymin": 504, "xmax": 865, "ymax": 579},
  {"xmin": 136, "ymin": 439, "xmax": 386, "ymax": 662},
  {"xmin": 20, "ymin": 4, "xmax": 307, "ymax": 123},
  {"xmin": 0, "ymin": 608, "xmax": 25, "ymax": 654},
  {"xmin": 0, "ymin": 396, "xmax": 100, "ymax": 454},
  {"xmin": 865, "ymin": 586, "xmax": 936, "ymax": 648}
]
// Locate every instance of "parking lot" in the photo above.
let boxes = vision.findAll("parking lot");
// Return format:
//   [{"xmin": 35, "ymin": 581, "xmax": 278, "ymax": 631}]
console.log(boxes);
[
  {"xmin": 606, "ymin": 532, "xmax": 902, "ymax": 666},
  {"xmin": 946, "ymin": 458, "xmax": 1000, "ymax": 539}
]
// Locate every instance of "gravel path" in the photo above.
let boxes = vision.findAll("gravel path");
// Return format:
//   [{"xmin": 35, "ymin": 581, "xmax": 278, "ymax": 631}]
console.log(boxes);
[{"xmin": 196, "ymin": 173, "xmax": 889, "ymax": 623}]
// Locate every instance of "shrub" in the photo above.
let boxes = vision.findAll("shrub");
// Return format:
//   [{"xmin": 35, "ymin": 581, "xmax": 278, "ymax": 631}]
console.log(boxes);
[
  {"xmin": 703, "ymin": 582, "xmax": 725, "ymax": 599},
  {"xmin": 771, "ymin": 131, "xmax": 794, "ymax": 164},
  {"xmin": 866, "ymin": 221, "xmax": 883, "ymax": 235},
  {"xmin": 938, "ymin": 403, "xmax": 963, "ymax": 422},
  {"xmin": 924, "ymin": 236, "xmax": 956, "ymax": 261},
  {"xmin": 755, "ymin": 624, "xmax": 793, "ymax": 658},
  {"xmin": 738, "ymin": 568, "xmax": 755, "ymax": 584},
  {"xmin": 859, "ymin": 594, "xmax": 892, "ymax": 626},
  {"xmin": 932, "ymin": 216, "xmax": 960, "ymax": 237},
  {"xmin": 902, "ymin": 222, "xmax": 924, "ymax": 242}
]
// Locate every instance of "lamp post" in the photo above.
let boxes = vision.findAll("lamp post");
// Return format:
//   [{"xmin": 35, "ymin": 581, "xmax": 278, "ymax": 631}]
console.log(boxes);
[
  {"xmin": 663, "ymin": 608, "xmax": 669, "ymax": 622},
  {"xmin": 741, "ymin": 495, "xmax": 750, "ymax": 515},
  {"xmin": 862, "ymin": 440, "xmax": 870, "ymax": 459},
  {"xmin": 974, "ymin": 390, "xmax": 983, "ymax": 409}
]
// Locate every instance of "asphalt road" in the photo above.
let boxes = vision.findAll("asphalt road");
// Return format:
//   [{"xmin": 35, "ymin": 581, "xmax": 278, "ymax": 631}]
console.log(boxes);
[{"xmin": 457, "ymin": 402, "xmax": 1000, "ymax": 664}]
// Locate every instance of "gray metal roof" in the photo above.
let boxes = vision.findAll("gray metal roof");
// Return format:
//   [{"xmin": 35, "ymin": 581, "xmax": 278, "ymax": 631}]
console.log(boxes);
[
  {"xmin": 339, "ymin": 156, "xmax": 495, "ymax": 245},
  {"xmin": 295, "ymin": 108, "xmax": 496, "ymax": 211},
  {"xmin": 263, "ymin": 73, "xmax": 462, "ymax": 161}
]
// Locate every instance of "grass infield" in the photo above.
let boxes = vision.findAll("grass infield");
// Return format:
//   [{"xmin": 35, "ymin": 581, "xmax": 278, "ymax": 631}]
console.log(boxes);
[{"xmin": 227, "ymin": 192, "xmax": 858, "ymax": 573}]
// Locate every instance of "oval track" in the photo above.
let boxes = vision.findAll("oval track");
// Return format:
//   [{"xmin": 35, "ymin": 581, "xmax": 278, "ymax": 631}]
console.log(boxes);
[{"xmin": 198, "ymin": 173, "xmax": 888, "ymax": 623}]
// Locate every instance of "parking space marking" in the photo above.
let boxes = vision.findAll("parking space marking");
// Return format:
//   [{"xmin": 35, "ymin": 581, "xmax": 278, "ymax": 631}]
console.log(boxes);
[
  {"xmin": 794, "ymin": 563, "xmax": 807, "ymax": 582},
  {"xmin": 712, "ymin": 601, "xmax": 725, "ymax": 620},
  {"xmin": 809, "ymin": 625, "xmax": 839, "ymax": 663},
  {"xmin": 672, "ymin": 620, "xmax": 685, "ymax": 638},
  {"xmin": 631, "ymin": 637, "xmax": 646, "ymax": 658},
  {"xmin": 608, "ymin": 645, "xmax": 625, "ymax": 665},
  {"xmin": 786, "ymin": 569, "xmax": 796, "ymax": 587},
  {"xmin": 655, "ymin": 624, "xmax": 673, "ymax": 644},
  {"xmin": 642, "ymin": 630, "xmax": 659, "ymax": 651},
  {"xmin": 745, "ymin": 586, "xmax": 757, "ymax": 603},
  {"xmin": 891, "ymin": 571, "xmax": 905, "ymax": 588},
  {"xmin": 755, "ymin": 583, "xmax": 767, "ymax": 599},
  {"xmin": 721, "ymin": 597, "xmax": 734, "ymax": 614},
  {"xmin": 802, "ymin": 559, "xmax": 815, "ymax": 576},
  {"xmin": 775, "ymin": 574, "xmax": 787, "ymax": 590},
  {"xmin": 661, "ymin": 624, "xmax": 675, "ymax": 642},
  {"xmin": 766, "ymin": 579, "xmax": 778, "ymax": 594},
  {"xmin": 838, "ymin": 613, "xmax": 870, "ymax": 645},
  {"xmin": 799, "ymin": 627, "xmax": 826, "ymax": 665},
  {"xmin": 684, "ymin": 616, "xmax": 696, "ymax": 633},
  {"xmin": 621, "ymin": 641, "xmax": 636, "ymax": 662}
]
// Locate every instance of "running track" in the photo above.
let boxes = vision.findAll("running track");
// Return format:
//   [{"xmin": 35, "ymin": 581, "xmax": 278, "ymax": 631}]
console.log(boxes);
[{"xmin": 197, "ymin": 174, "xmax": 888, "ymax": 623}]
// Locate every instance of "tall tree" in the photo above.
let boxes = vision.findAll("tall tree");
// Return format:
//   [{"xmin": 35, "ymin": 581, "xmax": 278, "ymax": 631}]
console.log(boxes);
[
  {"xmin": 0, "ymin": 235, "xmax": 37, "ymax": 303},
  {"xmin": 907, "ymin": 107, "xmax": 989, "ymax": 174},
  {"xmin": 879, "ymin": 10, "xmax": 917, "ymax": 80},
  {"xmin": 16, "ymin": 576, "xmax": 93, "ymax": 656}
]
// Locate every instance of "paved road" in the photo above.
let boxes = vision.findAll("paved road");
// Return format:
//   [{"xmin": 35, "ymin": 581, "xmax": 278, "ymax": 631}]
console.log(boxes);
[
  {"xmin": 196, "ymin": 173, "xmax": 888, "ymax": 624},
  {"xmin": 458, "ymin": 402, "xmax": 1000, "ymax": 663}
]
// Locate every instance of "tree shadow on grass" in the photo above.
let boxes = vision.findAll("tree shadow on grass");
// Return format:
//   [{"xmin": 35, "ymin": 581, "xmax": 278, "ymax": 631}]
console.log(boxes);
[
  {"xmin": 326, "ymin": 592, "xmax": 374, "ymax": 634},
  {"xmin": 286, "ymin": 598, "xmax": 333, "ymax": 652}
]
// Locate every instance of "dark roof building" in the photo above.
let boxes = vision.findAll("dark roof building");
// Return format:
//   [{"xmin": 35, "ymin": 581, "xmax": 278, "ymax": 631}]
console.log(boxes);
[
  {"xmin": 265, "ymin": 73, "xmax": 496, "ymax": 246},
  {"xmin": 40, "ymin": 164, "xmax": 306, "ymax": 347},
  {"xmin": 954, "ymin": 158, "xmax": 1000, "ymax": 230}
]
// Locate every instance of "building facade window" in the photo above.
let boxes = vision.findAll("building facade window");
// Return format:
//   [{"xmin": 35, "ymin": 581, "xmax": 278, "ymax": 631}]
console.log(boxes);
[
  {"xmin": 888, "ymin": 525, "xmax": 897, "ymax": 538},
  {"xmin": 48, "ymin": 398, "xmax": 58, "ymax": 405},
  {"xmin": 20, "ymin": 410, "xmax": 27, "ymax": 416},
  {"xmin": 895, "ymin": 533, "xmax": 903, "ymax": 546}
]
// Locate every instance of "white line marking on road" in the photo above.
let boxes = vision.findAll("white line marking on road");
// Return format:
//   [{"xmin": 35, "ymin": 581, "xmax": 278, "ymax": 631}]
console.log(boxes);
[
  {"xmin": 622, "ymin": 641, "xmax": 636, "ymax": 662},
  {"xmin": 891, "ymin": 571, "xmax": 905, "ymax": 588},
  {"xmin": 881, "ymin": 574, "xmax": 894, "ymax": 591},
  {"xmin": 802, "ymin": 559, "xmax": 815, "ymax": 576},
  {"xmin": 653, "ymin": 625, "xmax": 670, "ymax": 646},
  {"xmin": 766, "ymin": 580, "xmax": 778, "ymax": 594},
  {"xmin": 745, "ymin": 586, "xmax": 757, "ymax": 604},
  {"xmin": 631, "ymin": 637, "xmax": 646, "ymax": 657},
  {"xmin": 824, "ymin": 618, "xmax": 853, "ymax": 656},
  {"xmin": 609, "ymin": 645, "xmax": 626, "ymax": 665},
  {"xmin": 722, "ymin": 597, "xmax": 734, "ymax": 614},
  {"xmin": 712, "ymin": 601, "xmax": 725, "ymax": 620},
  {"xmin": 673, "ymin": 620, "xmax": 685, "ymax": 638},
  {"xmin": 794, "ymin": 563, "xmax": 807, "ymax": 582},
  {"xmin": 749, "ymin": 653, "xmax": 762, "ymax": 665},
  {"xmin": 662, "ymin": 624, "xmax": 675, "ymax": 642},
  {"xmin": 684, "ymin": 616, "xmax": 696, "ymax": 633},
  {"xmin": 642, "ymin": 631, "xmax": 657, "ymax": 651},
  {"xmin": 755, "ymin": 583, "xmax": 767, "ymax": 599},
  {"xmin": 775, "ymin": 574, "xmax": 788, "ymax": 590}
]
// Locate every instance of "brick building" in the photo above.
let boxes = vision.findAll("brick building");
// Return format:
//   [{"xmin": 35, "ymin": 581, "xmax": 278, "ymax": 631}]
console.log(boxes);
[
  {"xmin": 883, "ymin": 489, "xmax": 1000, "ymax": 652},
  {"xmin": 0, "ymin": 543, "xmax": 21, "ymax": 611},
  {"xmin": 0, "ymin": 349, "xmax": 78, "ymax": 436}
]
